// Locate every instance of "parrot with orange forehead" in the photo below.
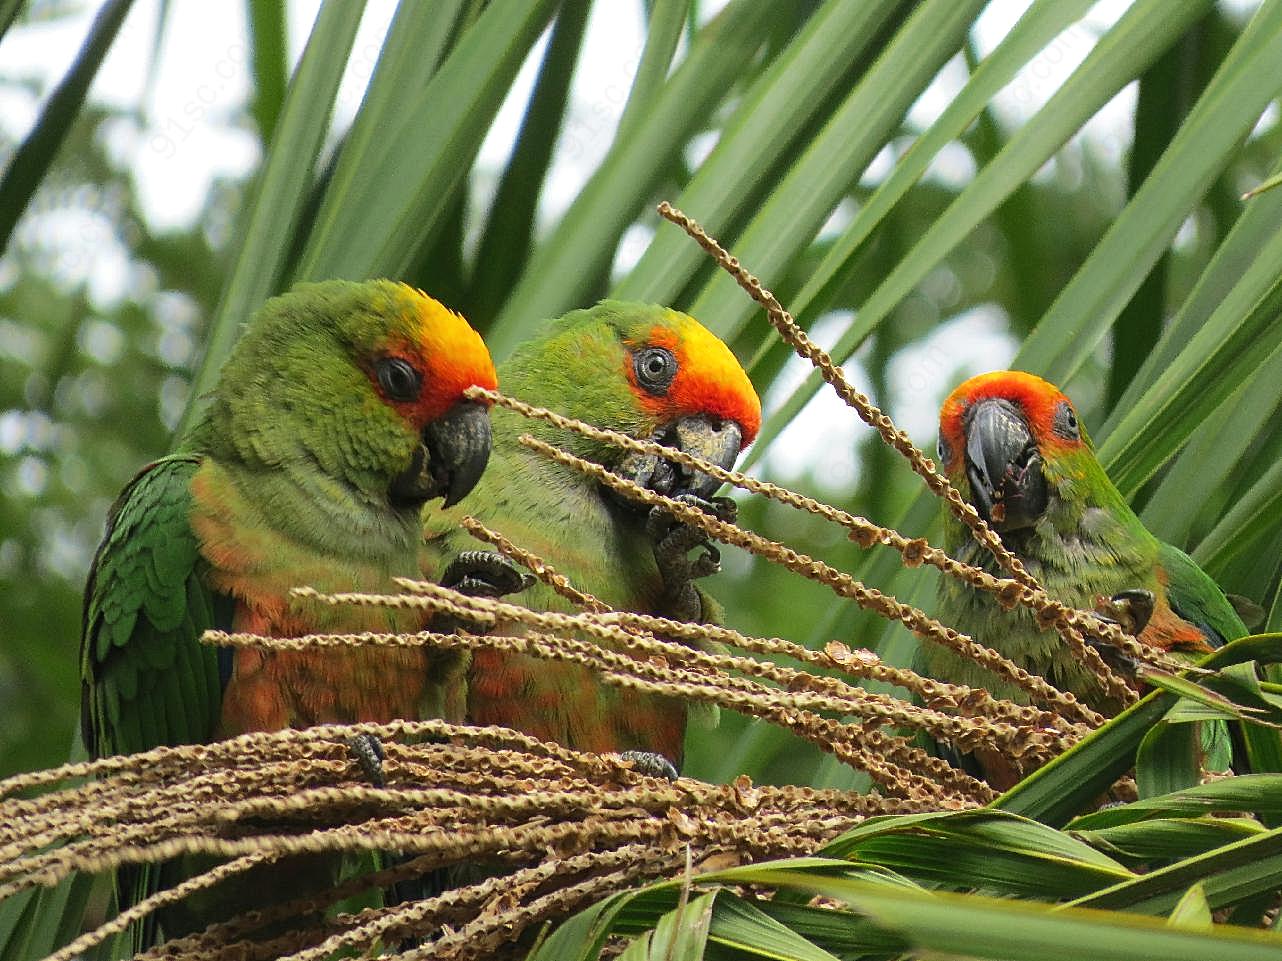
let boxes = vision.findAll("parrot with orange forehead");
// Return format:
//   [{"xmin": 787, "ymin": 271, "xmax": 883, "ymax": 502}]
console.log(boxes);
[
  {"xmin": 79, "ymin": 280, "xmax": 496, "ymax": 941},
  {"xmin": 926, "ymin": 370, "xmax": 1245, "ymax": 724},
  {"xmin": 422, "ymin": 301, "xmax": 760, "ymax": 772}
]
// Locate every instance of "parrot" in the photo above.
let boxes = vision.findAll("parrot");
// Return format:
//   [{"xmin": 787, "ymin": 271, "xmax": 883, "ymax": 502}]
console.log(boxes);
[
  {"xmin": 79, "ymin": 279, "xmax": 497, "ymax": 941},
  {"xmin": 421, "ymin": 300, "xmax": 761, "ymax": 773},
  {"xmin": 924, "ymin": 370, "xmax": 1246, "ymax": 785}
]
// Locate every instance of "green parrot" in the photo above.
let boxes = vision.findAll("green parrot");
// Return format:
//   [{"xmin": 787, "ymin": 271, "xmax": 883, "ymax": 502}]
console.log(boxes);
[
  {"xmin": 422, "ymin": 301, "xmax": 761, "ymax": 771},
  {"xmin": 79, "ymin": 279, "xmax": 497, "ymax": 939},
  {"xmin": 925, "ymin": 370, "xmax": 1246, "ymax": 784}
]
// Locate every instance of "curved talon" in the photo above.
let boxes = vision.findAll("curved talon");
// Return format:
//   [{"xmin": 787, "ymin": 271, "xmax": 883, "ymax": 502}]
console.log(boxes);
[
  {"xmin": 1109, "ymin": 588, "xmax": 1155, "ymax": 637},
  {"xmin": 441, "ymin": 550, "xmax": 535, "ymax": 599},
  {"xmin": 647, "ymin": 494, "xmax": 732, "ymax": 621},
  {"xmin": 649, "ymin": 494, "xmax": 729, "ymax": 557},
  {"xmin": 617, "ymin": 750, "xmax": 680, "ymax": 781},
  {"xmin": 645, "ymin": 502, "xmax": 683, "ymax": 543},
  {"xmin": 1093, "ymin": 588, "xmax": 1155, "ymax": 637},
  {"xmin": 648, "ymin": 493, "xmax": 733, "ymax": 535},
  {"xmin": 688, "ymin": 542, "xmax": 721, "ymax": 580},
  {"xmin": 650, "ymin": 513, "xmax": 709, "ymax": 557},
  {"xmin": 1083, "ymin": 594, "xmax": 1146, "ymax": 679},
  {"xmin": 704, "ymin": 494, "xmax": 737, "ymax": 524},
  {"xmin": 1083, "ymin": 637, "xmax": 1142, "ymax": 678},
  {"xmin": 347, "ymin": 734, "xmax": 387, "ymax": 788}
]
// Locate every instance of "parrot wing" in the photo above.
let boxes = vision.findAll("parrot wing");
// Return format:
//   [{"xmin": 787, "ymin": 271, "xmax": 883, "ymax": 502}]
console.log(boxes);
[
  {"xmin": 1155, "ymin": 542, "xmax": 1247, "ymax": 776},
  {"xmin": 1156, "ymin": 541, "xmax": 1247, "ymax": 649},
  {"xmin": 81, "ymin": 453, "xmax": 229, "ymax": 759},
  {"xmin": 78, "ymin": 454, "xmax": 233, "ymax": 949}
]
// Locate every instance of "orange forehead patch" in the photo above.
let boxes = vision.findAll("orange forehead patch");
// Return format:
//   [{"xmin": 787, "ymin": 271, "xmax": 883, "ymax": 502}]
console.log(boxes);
[
  {"xmin": 629, "ymin": 313, "xmax": 761, "ymax": 445},
  {"xmin": 938, "ymin": 369, "xmax": 1079, "ymax": 470},
  {"xmin": 382, "ymin": 287, "xmax": 497, "ymax": 425}
]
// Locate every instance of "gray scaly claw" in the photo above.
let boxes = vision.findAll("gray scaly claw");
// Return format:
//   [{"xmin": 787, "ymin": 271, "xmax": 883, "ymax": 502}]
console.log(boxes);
[
  {"xmin": 1103, "ymin": 588, "xmax": 1156, "ymax": 637},
  {"xmin": 649, "ymin": 494, "xmax": 734, "ymax": 621},
  {"xmin": 617, "ymin": 750, "xmax": 680, "ymax": 781},
  {"xmin": 347, "ymin": 733, "xmax": 387, "ymax": 788},
  {"xmin": 1086, "ymin": 588, "xmax": 1156, "ymax": 677},
  {"xmin": 441, "ymin": 550, "xmax": 535, "ymax": 599}
]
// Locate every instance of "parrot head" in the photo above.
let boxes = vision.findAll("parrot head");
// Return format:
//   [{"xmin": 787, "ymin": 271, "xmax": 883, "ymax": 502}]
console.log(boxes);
[
  {"xmin": 937, "ymin": 370, "xmax": 1112, "ymax": 534},
  {"xmin": 505, "ymin": 301, "xmax": 760, "ymax": 502},
  {"xmin": 200, "ymin": 279, "xmax": 497, "ymax": 511}
]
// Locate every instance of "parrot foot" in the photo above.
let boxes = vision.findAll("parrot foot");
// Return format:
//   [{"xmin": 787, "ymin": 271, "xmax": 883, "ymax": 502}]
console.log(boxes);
[
  {"xmin": 1084, "ymin": 640, "xmax": 1142, "ymax": 679},
  {"xmin": 648, "ymin": 494, "xmax": 734, "ymax": 622},
  {"xmin": 616, "ymin": 750, "xmax": 680, "ymax": 780},
  {"xmin": 441, "ymin": 550, "xmax": 535, "ymax": 599},
  {"xmin": 347, "ymin": 739, "xmax": 433, "ymax": 942},
  {"xmin": 1086, "ymin": 589, "xmax": 1155, "ymax": 678},
  {"xmin": 1094, "ymin": 588, "xmax": 1156, "ymax": 637},
  {"xmin": 647, "ymin": 493, "xmax": 737, "ymax": 539},
  {"xmin": 346, "ymin": 733, "xmax": 387, "ymax": 789}
]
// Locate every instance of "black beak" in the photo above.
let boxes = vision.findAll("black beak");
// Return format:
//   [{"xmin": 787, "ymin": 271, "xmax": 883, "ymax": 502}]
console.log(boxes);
[
  {"xmin": 963, "ymin": 398, "xmax": 1047, "ymax": 532},
  {"xmin": 390, "ymin": 400, "xmax": 492, "ymax": 509},
  {"xmin": 612, "ymin": 414, "xmax": 743, "ymax": 503}
]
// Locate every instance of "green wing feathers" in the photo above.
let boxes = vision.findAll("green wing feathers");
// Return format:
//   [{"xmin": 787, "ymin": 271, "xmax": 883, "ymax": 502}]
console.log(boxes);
[
  {"xmin": 1157, "ymin": 541, "xmax": 1247, "ymax": 649},
  {"xmin": 1154, "ymin": 542, "xmax": 1246, "ymax": 775},
  {"xmin": 81, "ymin": 454, "xmax": 224, "ymax": 759}
]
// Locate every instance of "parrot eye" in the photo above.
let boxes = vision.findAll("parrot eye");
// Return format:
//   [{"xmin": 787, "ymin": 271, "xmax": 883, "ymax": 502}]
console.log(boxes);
[
  {"xmin": 1053, "ymin": 401, "xmax": 1080, "ymax": 440},
  {"xmin": 936, "ymin": 434, "xmax": 951, "ymax": 467},
  {"xmin": 633, "ymin": 346, "xmax": 677, "ymax": 395},
  {"xmin": 376, "ymin": 357, "xmax": 423, "ymax": 402}
]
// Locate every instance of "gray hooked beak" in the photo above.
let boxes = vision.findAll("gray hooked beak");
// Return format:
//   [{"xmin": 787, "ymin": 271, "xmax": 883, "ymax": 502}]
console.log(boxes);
[
  {"xmin": 963, "ymin": 398, "xmax": 1047, "ymax": 532},
  {"xmin": 390, "ymin": 400, "xmax": 492, "ymax": 509},
  {"xmin": 612, "ymin": 414, "xmax": 743, "ymax": 503}
]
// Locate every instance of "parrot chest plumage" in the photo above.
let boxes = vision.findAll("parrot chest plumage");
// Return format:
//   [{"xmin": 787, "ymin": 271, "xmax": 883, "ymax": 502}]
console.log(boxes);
[
  {"xmin": 936, "ymin": 505, "xmax": 1162, "ymax": 712},
  {"xmin": 426, "ymin": 448, "xmax": 686, "ymax": 759},
  {"xmin": 187, "ymin": 459, "xmax": 434, "ymax": 735},
  {"xmin": 417, "ymin": 302, "xmax": 761, "ymax": 766}
]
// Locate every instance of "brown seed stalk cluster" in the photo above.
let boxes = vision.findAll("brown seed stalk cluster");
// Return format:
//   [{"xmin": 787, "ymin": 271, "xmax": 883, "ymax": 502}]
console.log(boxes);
[{"xmin": 1, "ymin": 723, "xmax": 917, "ymax": 960}]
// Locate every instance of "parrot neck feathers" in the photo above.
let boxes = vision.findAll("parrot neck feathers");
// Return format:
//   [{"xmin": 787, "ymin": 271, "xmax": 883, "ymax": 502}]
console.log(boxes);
[
  {"xmin": 946, "ymin": 449, "xmax": 1158, "ymax": 587},
  {"xmin": 192, "ymin": 450, "xmax": 421, "ymax": 566}
]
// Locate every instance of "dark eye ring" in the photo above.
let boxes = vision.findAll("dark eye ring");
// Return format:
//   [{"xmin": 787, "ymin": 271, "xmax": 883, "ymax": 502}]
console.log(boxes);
[
  {"xmin": 936, "ymin": 434, "xmax": 951, "ymax": 466},
  {"xmin": 376, "ymin": 357, "xmax": 423, "ymax": 402},
  {"xmin": 633, "ymin": 346, "xmax": 677, "ymax": 395},
  {"xmin": 1053, "ymin": 400, "xmax": 1079, "ymax": 440}
]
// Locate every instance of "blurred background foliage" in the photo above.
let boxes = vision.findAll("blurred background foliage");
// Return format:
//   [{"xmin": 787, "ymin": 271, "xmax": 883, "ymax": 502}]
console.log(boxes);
[{"xmin": 0, "ymin": 0, "xmax": 1280, "ymax": 795}]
